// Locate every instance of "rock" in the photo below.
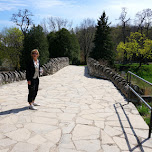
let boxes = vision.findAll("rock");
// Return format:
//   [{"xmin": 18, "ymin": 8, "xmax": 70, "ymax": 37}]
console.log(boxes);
[
  {"xmin": 45, "ymin": 129, "xmax": 61, "ymax": 144},
  {"xmin": 38, "ymin": 142, "xmax": 55, "ymax": 152},
  {"xmin": 5, "ymin": 128, "xmax": 31, "ymax": 141},
  {"xmin": 60, "ymin": 122, "xmax": 76, "ymax": 134},
  {"xmin": 31, "ymin": 116, "xmax": 58, "ymax": 125},
  {"xmin": 76, "ymin": 117, "xmax": 93, "ymax": 125},
  {"xmin": 95, "ymin": 121, "xmax": 104, "ymax": 129},
  {"xmin": 101, "ymin": 130, "xmax": 114, "ymax": 144},
  {"xmin": 72, "ymin": 124, "xmax": 100, "ymax": 140},
  {"xmin": 74, "ymin": 139, "xmax": 101, "ymax": 152},
  {"xmin": 113, "ymin": 136, "xmax": 131, "ymax": 151},
  {"xmin": 27, "ymin": 134, "xmax": 47, "ymax": 145},
  {"xmin": 59, "ymin": 113, "xmax": 76, "ymax": 122},
  {"xmin": 24, "ymin": 123, "xmax": 58, "ymax": 134},
  {"xmin": 11, "ymin": 142, "xmax": 37, "ymax": 152},
  {"xmin": 102, "ymin": 145, "xmax": 120, "ymax": 152},
  {"xmin": 0, "ymin": 124, "xmax": 17, "ymax": 133},
  {"xmin": 104, "ymin": 125, "xmax": 122, "ymax": 137},
  {"xmin": 59, "ymin": 134, "xmax": 75, "ymax": 149},
  {"xmin": 0, "ymin": 138, "xmax": 17, "ymax": 147},
  {"xmin": 0, "ymin": 57, "xmax": 69, "ymax": 85}
]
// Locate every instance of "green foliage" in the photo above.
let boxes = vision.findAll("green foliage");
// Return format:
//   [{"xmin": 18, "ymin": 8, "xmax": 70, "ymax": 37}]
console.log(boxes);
[
  {"xmin": 21, "ymin": 25, "xmax": 49, "ymax": 69},
  {"xmin": 0, "ymin": 27, "xmax": 24, "ymax": 70},
  {"xmin": 90, "ymin": 11, "xmax": 114, "ymax": 64},
  {"xmin": 117, "ymin": 32, "xmax": 152, "ymax": 66},
  {"xmin": 48, "ymin": 28, "xmax": 80, "ymax": 64},
  {"xmin": 115, "ymin": 63, "xmax": 152, "ymax": 82},
  {"xmin": 137, "ymin": 103, "xmax": 151, "ymax": 125},
  {"xmin": 137, "ymin": 103, "xmax": 149, "ymax": 116}
]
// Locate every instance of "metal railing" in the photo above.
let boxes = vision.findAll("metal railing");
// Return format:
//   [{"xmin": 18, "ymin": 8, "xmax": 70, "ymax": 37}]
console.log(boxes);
[{"xmin": 127, "ymin": 71, "xmax": 152, "ymax": 138}]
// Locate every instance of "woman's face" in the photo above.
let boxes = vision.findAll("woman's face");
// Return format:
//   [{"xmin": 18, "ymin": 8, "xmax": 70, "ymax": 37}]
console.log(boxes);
[{"xmin": 32, "ymin": 51, "xmax": 38, "ymax": 60}]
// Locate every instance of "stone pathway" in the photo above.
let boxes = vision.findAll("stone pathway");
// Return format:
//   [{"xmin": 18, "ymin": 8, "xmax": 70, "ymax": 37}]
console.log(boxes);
[{"xmin": 0, "ymin": 66, "xmax": 152, "ymax": 152}]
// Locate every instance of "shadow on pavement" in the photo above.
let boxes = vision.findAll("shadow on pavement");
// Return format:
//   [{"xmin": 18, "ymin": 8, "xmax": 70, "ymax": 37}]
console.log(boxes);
[
  {"xmin": 114, "ymin": 102, "xmax": 149, "ymax": 152},
  {"xmin": 0, "ymin": 106, "xmax": 29, "ymax": 116}
]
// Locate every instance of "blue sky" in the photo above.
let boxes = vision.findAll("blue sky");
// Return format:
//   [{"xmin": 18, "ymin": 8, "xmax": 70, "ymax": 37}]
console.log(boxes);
[{"xmin": 0, "ymin": 0, "xmax": 152, "ymax": 31}]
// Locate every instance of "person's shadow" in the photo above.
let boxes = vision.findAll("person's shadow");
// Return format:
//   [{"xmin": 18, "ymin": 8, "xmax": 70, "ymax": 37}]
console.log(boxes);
[{"xmin": 0, "ymin": 106, "xmax": 29, "ymax": 116}]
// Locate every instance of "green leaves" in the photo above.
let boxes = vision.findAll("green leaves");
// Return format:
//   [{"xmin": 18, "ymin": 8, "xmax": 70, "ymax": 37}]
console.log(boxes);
[
  {"xmin": 48, "ymin": 28, "xmax": 80, "ymax": 64},
  {"xmin": 21, "ymin": 25, "xmax": 49, "ymax": 69},
  {"xmin": 117, "ymin": 32, "xmax": 152, "ymax": 65},
  {"xmin": 0, "ymin": 27, "xmax": 24, "ymax": 70}
]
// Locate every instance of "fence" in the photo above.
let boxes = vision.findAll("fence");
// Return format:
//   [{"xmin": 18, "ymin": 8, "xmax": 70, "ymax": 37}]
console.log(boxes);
[{"xmin": 127, "ymin": 71, "xmax": 152, "ymax": 138}]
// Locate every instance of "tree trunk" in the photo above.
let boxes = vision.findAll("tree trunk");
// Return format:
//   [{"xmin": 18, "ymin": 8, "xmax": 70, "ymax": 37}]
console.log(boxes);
[
  {"xmin": 84, "ymin": 54, "xmax": 87, "ymax": 65},
  {"xmin": 139, "ymin": 61, "xmax": 142, "ymax": 67}
]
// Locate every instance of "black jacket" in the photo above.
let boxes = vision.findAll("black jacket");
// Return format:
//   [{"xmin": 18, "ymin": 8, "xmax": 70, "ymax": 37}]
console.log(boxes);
[{"xmin": 26, "ymin": 59, "xmax": 40, "ymax": 81}]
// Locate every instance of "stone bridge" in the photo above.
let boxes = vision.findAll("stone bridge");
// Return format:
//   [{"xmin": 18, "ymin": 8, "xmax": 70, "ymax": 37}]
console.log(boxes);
[{"xmin": 0, "ymin": 66, "xmax": 152, "ymax": 152}]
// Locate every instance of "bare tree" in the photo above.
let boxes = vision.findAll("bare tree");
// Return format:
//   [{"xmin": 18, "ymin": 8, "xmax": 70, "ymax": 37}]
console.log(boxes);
[
  {"xmin": 135, "ymin": 10, "xmax": 147, "ymax": 34},
  {"xmin": 76, "ymin": 18, "xmax": 96, "ymax": 64},
  {"xmin": 11, "ymin": 9, "xmax": 33, "ymax": 35},
  {"xmin": 135, "ymin": 9, "xmax": 152, "ymax": 36},
  {"xmin": 47, "ymin": 17, "xmax": 73, "ymax": 32},
  {"xmin": 144, "ymin": 9, "xmax": 152, "ymax": 37},
  {"xmin": 40, "ymin": 18, "xmax": 49, "ymax": 35},
  {"xmin": 118, "ymin": 7, "xmax": 130, "ymax": 43}
]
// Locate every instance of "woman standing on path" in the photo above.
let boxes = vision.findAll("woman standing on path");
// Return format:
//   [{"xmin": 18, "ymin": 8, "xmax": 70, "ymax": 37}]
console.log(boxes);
[{"xmin": 26, "ymin": 49, "xmax": 41, "ymax": 110}]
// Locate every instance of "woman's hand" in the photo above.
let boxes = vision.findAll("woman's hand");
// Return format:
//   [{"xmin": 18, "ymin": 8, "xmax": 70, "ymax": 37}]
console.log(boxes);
[{"xmin": 28, "ymin": 81, "xmax": 31, "ymax": 85}]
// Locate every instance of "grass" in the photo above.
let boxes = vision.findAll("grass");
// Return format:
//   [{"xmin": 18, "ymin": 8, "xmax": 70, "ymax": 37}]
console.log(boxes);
[
  {"xmin": 115, "ymin": 63, "xmax": 152, "ymax": 83},
  {"xmin": 137, "ymin": 103, "xmax": 151, "ymax": 126},
  {"xmin": 115, "ymin": 62, "xmax": 152, "ymax": 126},
  {"xmin": 78, "ymin": 65, "xmax": 87, "ymax": 66}
]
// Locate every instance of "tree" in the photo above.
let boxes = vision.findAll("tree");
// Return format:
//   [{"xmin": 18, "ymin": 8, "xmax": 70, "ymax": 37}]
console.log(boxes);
[
  {"xmin": 144, "ymin": 9, "xmax": 152, "ymax": 37},
  {"xmin": 48, "ymin": 28, "xmax": 80, "ymax": 64},
  {"xmin": 0, "ymin": 28, "xmax": 24, "ymax": 70},
  {"xmin": 90, "ymin": 11, "xmax": 114, "ymax": 64},
  {"xmin": 76, "ymin": 18, "xmax": 96, "ymax": 64},
  {"xmin": 135, "ymin": 8, "xmax": 152, "ymax": 36},
  {"xmin": 117, "ymin": 32, "xmax": 152, "ymax": 67},
  {"xmin": 117, "ymin": 8, "xmax": 131, "ymax": 63},
  {"xmin": 118, "ymin": 7, "xmax": 130, "ymax": 44},
  {"xmin": 0, "ymin": 34, "xmax": 5, "ymax": 66},
  {"xmin": 11, "ymin": 9, "xmax": 33, "ymax": 36},
  {"xmin": 21, "ymin": 25, "xmax": 49, "ymax": 69},
  {"xmin": 47, "ymin": 17, "xmax": 73, "ymax": 32},
  {"xmin": 40, "ymin": 18, "xmax": 49, "ymax": 35}
]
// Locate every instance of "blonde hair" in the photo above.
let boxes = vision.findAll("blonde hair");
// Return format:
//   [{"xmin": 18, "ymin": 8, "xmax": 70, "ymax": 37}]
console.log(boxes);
[{"xmin": 31, "ymin": 49, "xmax": 39, "ymax": 57}]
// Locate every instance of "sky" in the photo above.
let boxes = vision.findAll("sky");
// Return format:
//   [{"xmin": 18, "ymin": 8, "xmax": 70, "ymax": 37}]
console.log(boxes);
[{"xmin": 0, "ymin": 0, "xmax": 152, "ymax": 31}]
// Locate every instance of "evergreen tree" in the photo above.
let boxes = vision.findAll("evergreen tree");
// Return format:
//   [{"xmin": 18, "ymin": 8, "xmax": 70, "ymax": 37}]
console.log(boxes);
[
  {"xmin": 21, "ymin": 25, "xmax": 49, "ymax": 69},
  {"xmin": 90, "ymin": 12, "xmax": 114, "ymax": 64},
  {"xmin": 48, "ymin": 28, "xmax": 80, "ymax": 64}
]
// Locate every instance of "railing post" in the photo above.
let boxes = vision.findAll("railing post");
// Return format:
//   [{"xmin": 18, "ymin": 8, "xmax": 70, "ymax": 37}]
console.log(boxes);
[
  {"xmin": 128, "ymin": 72, "xmax": 131, "ymax": 103},
  {"xmin": 148, "ymin": 110, "xmax": 152, "ymax": 138}
]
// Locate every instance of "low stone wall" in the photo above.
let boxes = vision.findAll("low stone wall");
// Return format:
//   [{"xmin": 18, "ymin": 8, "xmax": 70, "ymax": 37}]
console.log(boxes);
[
  {"xmin": 0, "ymin": 57, "xmax": 69, "ymax": 85},
  {"xmin": 87, "ymin": 58, "xmax": 129, "ymax": 97}
]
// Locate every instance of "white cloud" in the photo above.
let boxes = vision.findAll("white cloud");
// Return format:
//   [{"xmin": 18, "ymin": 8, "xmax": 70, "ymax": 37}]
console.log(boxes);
[
  {"xmin": 33, "ymin": 0, "xmax": 77, "ymax": 9},
  {"xmin": 0, "ymin": 0, "xmax": 27, "ymax": 11},
  {"xmin": 0, "ymin": 0, "xmax": 152, "ymax": 29}
]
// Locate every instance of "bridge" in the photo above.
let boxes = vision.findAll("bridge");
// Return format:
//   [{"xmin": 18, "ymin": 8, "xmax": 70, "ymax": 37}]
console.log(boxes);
[{"xmin": 0, "ymin": 65, "xmax": 152, "ymax": 152}]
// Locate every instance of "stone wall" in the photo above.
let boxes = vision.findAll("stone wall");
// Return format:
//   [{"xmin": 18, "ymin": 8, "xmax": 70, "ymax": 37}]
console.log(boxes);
[
  {"xmin": 0, "ymin": 57, "xmax": 69, "ymax": 85},
  {"xmin": 87, "ymin": 58, "xmax": 129, "ymax": 97}
]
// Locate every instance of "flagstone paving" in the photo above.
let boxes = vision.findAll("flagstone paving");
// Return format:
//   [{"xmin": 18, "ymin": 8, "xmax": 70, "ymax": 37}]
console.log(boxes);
[{"xmin": 0, "ymin": 65, "xmax": 152, "ymax": 152}]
